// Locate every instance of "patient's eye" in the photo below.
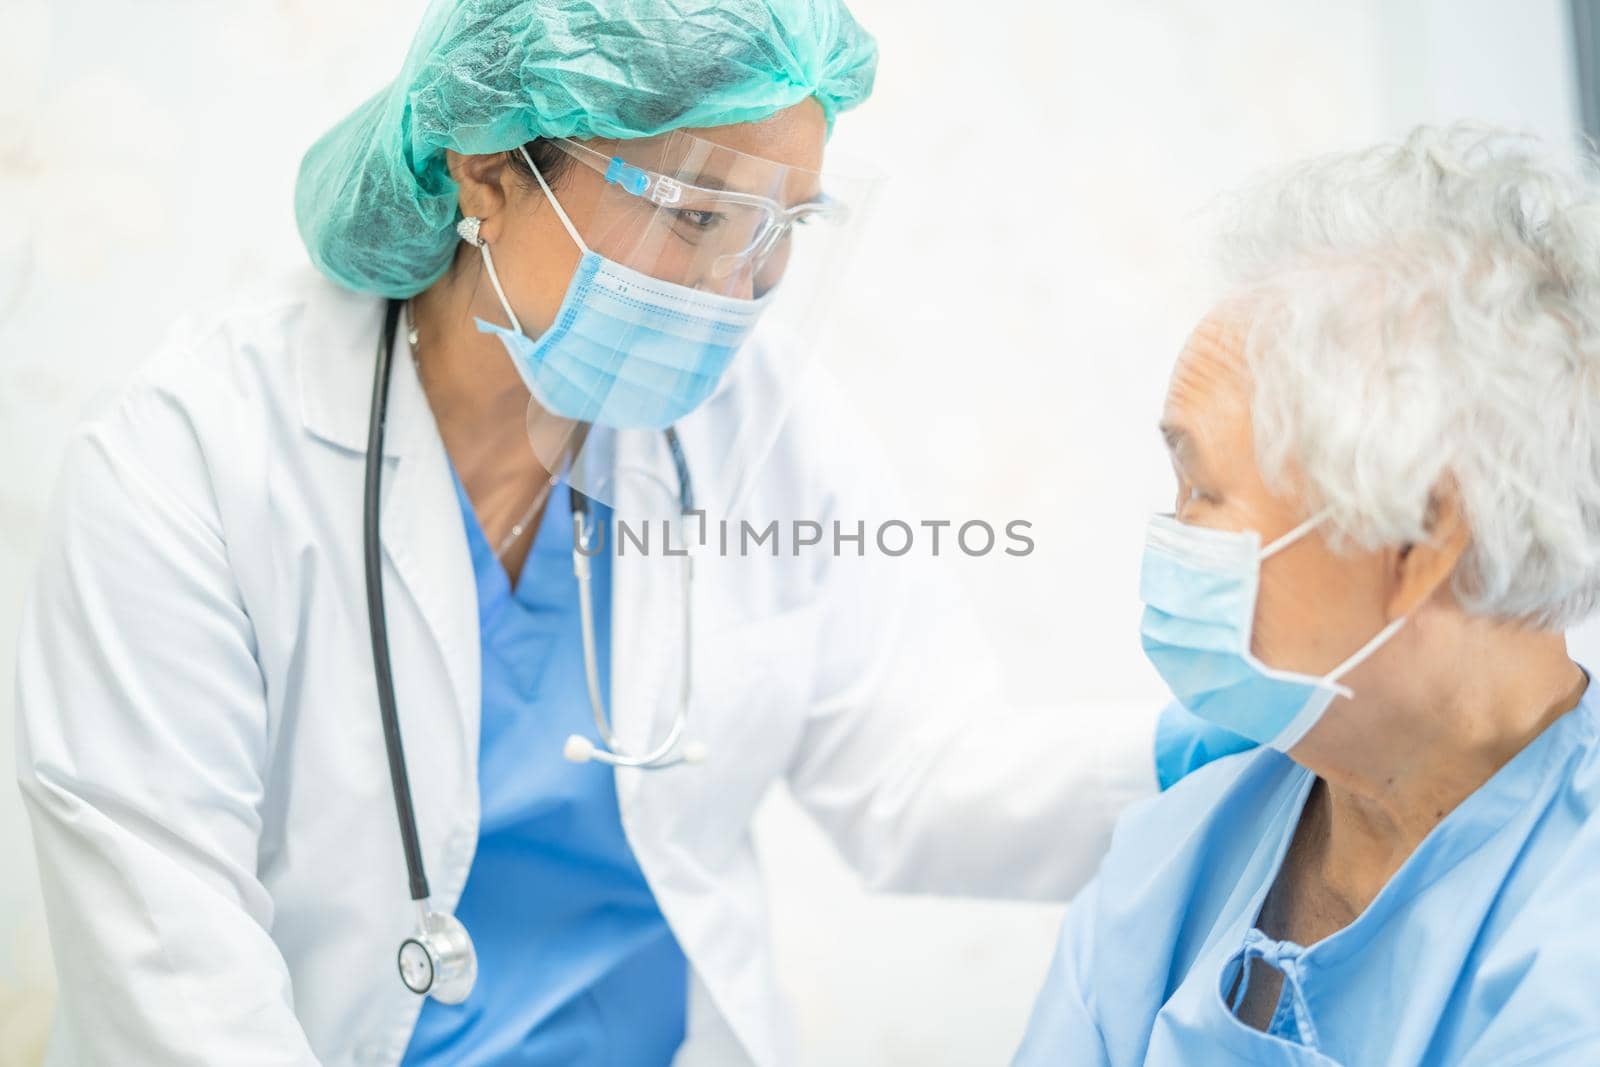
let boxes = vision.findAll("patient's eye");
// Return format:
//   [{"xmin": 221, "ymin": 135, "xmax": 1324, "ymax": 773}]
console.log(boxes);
[
  {"xmin": 1166, "ymin": 432, "xmax": 1223, "ymax": 516},
  {"xmin": 1175, "ymin": 480, "xmax": 1220, "ymax": 517}
]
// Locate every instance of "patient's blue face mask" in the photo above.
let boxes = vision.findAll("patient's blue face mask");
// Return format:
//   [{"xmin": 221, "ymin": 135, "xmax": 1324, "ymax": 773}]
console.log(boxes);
[
  {"xmin": 1138, "ymin": 512, "xmax": 1408, "ymax": 751},
  {"xmin": 466, "ymin": 146, "xmax": 772, "ymax": 431}
]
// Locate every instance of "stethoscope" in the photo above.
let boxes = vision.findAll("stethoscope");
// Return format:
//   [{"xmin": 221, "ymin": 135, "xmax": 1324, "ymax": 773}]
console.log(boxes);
[{"xmin": 364, "ymin": 298, "xmax": 702, "ymax": 1003}]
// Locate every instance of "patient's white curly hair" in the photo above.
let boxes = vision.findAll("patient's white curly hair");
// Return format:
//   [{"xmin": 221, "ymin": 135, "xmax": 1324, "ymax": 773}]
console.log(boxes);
[{"xmin": 1216, "ymin": 123, "xmax": 1600, "ymax": 629}]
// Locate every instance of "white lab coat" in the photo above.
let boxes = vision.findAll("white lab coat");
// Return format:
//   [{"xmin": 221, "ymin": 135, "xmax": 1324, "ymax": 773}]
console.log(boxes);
[{"xmin": 15, "ymin": 270, "xmax": 1159, "ymax": 1067}]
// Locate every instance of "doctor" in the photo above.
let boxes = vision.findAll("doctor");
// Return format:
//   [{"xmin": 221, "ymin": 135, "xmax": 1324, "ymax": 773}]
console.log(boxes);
[{"xmin": 14, "ymin": 1, "xmax": 1201, "ymax": 1065}]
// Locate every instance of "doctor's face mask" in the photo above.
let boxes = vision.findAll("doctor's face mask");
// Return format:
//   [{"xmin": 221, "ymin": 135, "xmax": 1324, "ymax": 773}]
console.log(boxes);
[
  {"xmin": 454, "ymin": 111, "xmax": 881, "ymax": 515},
  {"xmin": 1138, "ymin": 313, "xmax": 1409, "ymax": 752}
]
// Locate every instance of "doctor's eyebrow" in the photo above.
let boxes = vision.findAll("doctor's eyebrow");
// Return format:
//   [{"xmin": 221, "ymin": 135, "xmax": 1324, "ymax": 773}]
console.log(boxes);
[{"xmin": 1159, "ymin": 421, "xmax": 1192, "ymax": 456}]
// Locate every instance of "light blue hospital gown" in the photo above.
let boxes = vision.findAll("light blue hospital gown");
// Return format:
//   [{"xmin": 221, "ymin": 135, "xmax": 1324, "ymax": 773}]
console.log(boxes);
[{"xmin": 1015, "ymin": 679, "xmax": 1600, "ymax": 1066}]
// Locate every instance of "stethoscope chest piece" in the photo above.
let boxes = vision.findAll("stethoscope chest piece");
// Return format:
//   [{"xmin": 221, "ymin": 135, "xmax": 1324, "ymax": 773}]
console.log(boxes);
[{"xmin": 397, "ymin": 905, "xmax": 477, "ymax": 1004}]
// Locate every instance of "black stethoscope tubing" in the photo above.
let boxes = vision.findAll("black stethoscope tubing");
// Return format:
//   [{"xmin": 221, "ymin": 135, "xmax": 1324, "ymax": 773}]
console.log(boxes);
[
  {"xmin": 366, "ymin": 298, "xmax": 431, "ymax": 903},
  {"xmin": 365, "ymin": 297, "xmax": 695, "ymax": 907}
]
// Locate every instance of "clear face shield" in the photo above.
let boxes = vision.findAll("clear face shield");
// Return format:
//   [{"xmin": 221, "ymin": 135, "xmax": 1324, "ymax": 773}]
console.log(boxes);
[{"xmin": 478, "ymin": 128, "xmax": 879, "ymax": 517}]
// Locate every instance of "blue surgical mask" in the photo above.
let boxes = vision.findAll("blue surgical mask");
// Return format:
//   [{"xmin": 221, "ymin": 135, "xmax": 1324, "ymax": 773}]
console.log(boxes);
[
  {"xmin": 1138, "ymin": 512, "xmax": 1408, "ymax": 751},
  {"xmin": 465, "ymin": 146, "xmax": 771, "ymax": 431}
]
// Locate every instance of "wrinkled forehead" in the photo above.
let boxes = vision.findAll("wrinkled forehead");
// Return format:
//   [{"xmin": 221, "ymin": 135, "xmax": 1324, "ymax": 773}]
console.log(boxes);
[
  {"xmin": 1171, "ymin": 310, "xmax": 1254, "ymax": 435},
  {"xmin": 1162, "ymin": 308, "xmax": 1257, "ymax": 468}
]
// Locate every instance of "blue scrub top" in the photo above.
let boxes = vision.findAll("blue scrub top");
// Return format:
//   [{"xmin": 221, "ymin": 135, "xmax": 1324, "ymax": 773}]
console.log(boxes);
[
  {"xmin": 401, "ymin": 475, "xmax": 687, "ymax": 1066},
  {"xmin": 1017, "ymin": 676, "xmax": 1600, "ymax": 1066}
]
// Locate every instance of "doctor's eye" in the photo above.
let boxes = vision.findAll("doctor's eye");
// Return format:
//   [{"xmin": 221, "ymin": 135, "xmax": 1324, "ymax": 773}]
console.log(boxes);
[{"xmin": 671, "ymin": 208, "xmax": 725, "ymax": 231}]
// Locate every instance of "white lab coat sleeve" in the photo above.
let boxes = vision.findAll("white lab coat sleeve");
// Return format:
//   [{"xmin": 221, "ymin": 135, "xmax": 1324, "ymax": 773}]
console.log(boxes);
[
  {"xmin": 781, "ymin": 383, "xmax": 1159, "ymax": 902},
  {"xmin": 15, "ymin": 382, "xmax": 322, "ymax": 1065}
]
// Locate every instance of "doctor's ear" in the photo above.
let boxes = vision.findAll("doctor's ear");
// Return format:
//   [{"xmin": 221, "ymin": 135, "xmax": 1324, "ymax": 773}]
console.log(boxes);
[
  {"xmin": 1387, "ymin": 488, "xmax": 1470, "ymax": 619},
  {"xmin": 446, "ymin": 150, "xmax": 515, "ymax": 244},
  {"xmin": 446, "ymin": 142, "xmax": 577, "ymax": 247}
]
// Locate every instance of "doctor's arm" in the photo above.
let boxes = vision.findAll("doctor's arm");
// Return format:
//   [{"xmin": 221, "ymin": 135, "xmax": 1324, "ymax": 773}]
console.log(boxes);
[
  {"xmin": 767, "ymin": 375, "xmax": 1157, "ymax": 900},
  {"xmin": 782, "ymin": 527, "xmax": 1161, "ymax": 901},
  {"xmin": 776, "ymin": 379, "xmax": 1248, "ymax": 901},
  {"xmin": 15, "ymin": 405, "xmax": 323, "ymax": 1065}
]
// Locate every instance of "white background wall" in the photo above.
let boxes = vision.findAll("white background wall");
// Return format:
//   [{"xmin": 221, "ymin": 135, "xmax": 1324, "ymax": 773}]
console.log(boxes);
[{"xmin": 0, "ymin": 2, "xmax": 1590, "ymax": 1065}]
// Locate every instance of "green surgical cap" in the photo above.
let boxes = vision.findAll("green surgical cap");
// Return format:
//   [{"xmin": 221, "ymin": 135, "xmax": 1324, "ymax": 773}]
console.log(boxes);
[{"xmin": 294, "ymin": 0, "xmax": 878, "ymax": 296}]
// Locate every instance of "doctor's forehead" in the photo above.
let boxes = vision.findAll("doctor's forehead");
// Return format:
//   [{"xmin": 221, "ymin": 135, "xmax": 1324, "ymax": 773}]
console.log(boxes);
[{"xmin": 1161, "ymin": 308, "xmax": 1254, "ymax": 459}]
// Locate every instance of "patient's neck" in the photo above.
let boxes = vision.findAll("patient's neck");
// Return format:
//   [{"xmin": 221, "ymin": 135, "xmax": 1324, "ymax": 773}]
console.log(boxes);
[{"xmin": 1286, "ymin": 619, "xmax": 1586, "ymax": 922}]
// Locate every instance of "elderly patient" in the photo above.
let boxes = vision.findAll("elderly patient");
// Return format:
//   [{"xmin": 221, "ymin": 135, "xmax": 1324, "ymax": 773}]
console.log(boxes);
[{"xmin": 1016, "ymin": 125, "xmax": 1600, "ymax": 1066}]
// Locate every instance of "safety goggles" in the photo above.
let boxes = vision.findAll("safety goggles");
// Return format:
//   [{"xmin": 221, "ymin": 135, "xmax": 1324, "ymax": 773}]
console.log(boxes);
[
  {"xmin": 532, "ymin": 130, "xmax": 870, "ymax": 297},
  {"xmin": 547, "ymin": 136, "xmax": 850, "ymax": 284}
]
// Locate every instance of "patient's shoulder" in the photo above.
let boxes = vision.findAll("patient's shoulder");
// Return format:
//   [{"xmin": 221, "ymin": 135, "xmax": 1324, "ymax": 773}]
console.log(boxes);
[
  {"xmin": 1051, "ymin": 745, "xmax": 1306, "ymax": 1060},
  {"xmin": 1441, "ymin": 716, "xmax": 1600, "ymax": 1063},
  {"xmin": 1109, "ymin": 744, "xmax": 1304, "ymax": 871},
  {"xmin": 1090, "ymin": 746, "xmax": 1307, "ymax": 970}
]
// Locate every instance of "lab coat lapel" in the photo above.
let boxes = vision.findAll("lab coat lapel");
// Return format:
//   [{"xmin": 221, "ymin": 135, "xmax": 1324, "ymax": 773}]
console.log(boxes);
[
  {"xmin": 608, "ymin": 431, "xmax": 691, "ymax": 811},
  {"xmin": 295, "ymin": 291, "xmax": 481, "ymax": 795},
  {"xmin": 376, "ymin": 348, "xmax": 482, "ymax": 784}
]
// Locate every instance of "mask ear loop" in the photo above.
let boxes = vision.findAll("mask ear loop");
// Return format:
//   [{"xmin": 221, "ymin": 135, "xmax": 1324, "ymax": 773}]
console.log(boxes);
[
  {"xmin": 456, "ymin": 146, "xmax": 595, "ymax": 338},
  {"xmin": 1260, "ymin": 509, "xmax": 1330, "ymax": 561},
  {"xmin": 457, "ymin": 218, "xmax": 524, "ymax": 336},
  {"xmin": 1326, "ymin": 613, "xmax": 1409, "ymax": 689},
  {"xmin": 1258, "ymin": 506, "xmax": 1411, "ymax": 693},
  {"xmin": 518, "ymin": 145, "xmax": 591, "ymax": 257}
]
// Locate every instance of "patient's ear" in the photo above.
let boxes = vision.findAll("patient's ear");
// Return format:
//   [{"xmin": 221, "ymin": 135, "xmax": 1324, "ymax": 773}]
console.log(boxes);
[{"xmin": 1386, "ymin": 487, "xmax": 1469, "ymax": 618}]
